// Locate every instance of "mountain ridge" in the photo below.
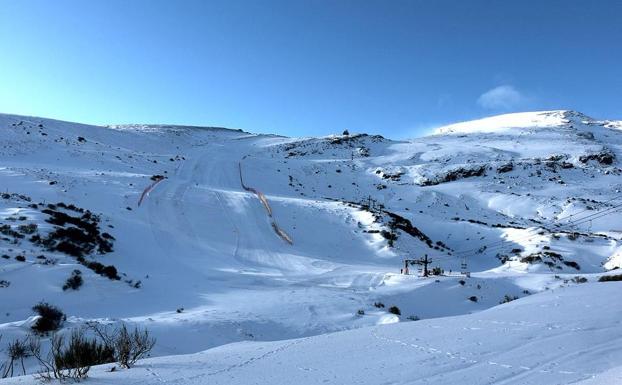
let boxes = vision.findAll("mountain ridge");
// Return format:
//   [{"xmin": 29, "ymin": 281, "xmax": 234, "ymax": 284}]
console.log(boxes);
[{"xmin": 5, "ymin": 109, "xmax": 619, "ymax": 140}]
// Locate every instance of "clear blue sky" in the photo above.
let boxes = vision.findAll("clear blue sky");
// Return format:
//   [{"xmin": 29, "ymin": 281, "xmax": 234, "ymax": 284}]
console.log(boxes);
[{"xmin": 1, "ymin": 0, "xmax": 620, "ymax": 137}]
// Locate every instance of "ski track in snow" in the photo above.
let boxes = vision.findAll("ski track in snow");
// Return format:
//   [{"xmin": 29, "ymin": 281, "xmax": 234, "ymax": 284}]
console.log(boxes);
[
  {"xmin": 239, "ymin": 161, "xmax": 293, "ymax": 245},
  {"xmin": 371, "ymin": 327, "xmax": 596, "ymax": 380}
]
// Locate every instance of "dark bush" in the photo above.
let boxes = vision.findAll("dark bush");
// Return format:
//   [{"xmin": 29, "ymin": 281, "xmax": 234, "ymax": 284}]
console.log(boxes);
[
  {"xmin": 42, "ymin": 228, "xmax": 93, "ymax": 257},
  {"xmin": 63, "ymin": 270, "xmax": 83, "ymax": 291},
  {"xmin": 83, "ymin": 261, "xmax": 119, "ymax": 280},
  {"xmin": 520, "ymin": 254, "xmax": 542, "ymax": 264},
  {"xmin": 54, "ymin": 330, "xmax": 115, "ymax": 371},
  {"xmin": 468, "ymin": 296, "xmax": 478, "ymax": 302},
  {"xmin": 388, "ymin": 306, "xmax": 401, "ymax": 316},
  {"xmin": 2, "ymin": 337, "xmax": 30, "ymax": 377},
  {"xmin": 31, "ymin": 302, "xmax": 65, "ymax": 334},
  {"xmin": 572, "ymin": 276, "xmax": 588, "ymax": 284},
  {"xmin": 29, "ymin": 234, "xmax": 41, "ymax": 243},
  {"xmin": 599, "ymin": 274, "xmax": 622, "ymax": 282},
  {"xmin": 102, "ymin": 265, "xmax": 119, "ymax": 280},
  {"xmin": 85, "ymin": 260, "xmax": 104, "ymax": 273},
  {"xmin": 17, "ymin": 223, "xmax": 37, "ymax": 234},
  {"xmin": 373, "ymin": 302, "xmax": 385, "ymax": 308},
  {"xmin": 563, "ymin": 261, "xmax": 581, "ymax": 270},
  {"xmin": 88, "ymin": 323, "xmax": 156, "ymax": 369},
  {"xmin": 499, "ymin": 295, "xmax": 518, "ymax": 304},
  {"xmin": 29, "ymin": 330, "xmax": 113, "ymax": 381},
  {"xmin": 0, "ymin": 225, "xmax": 24, "ymax": 239},
  {"xmin": 380, "ymin": 230, "xmax": 397, "ymax": 247},
  {"xmin": 115, "ymin": 324, "xmax": 156, "ymax": 368},
  {"xmin": 37, "ymin": 208, "xmax": 114, "ymax": 257},
  {"xmin": 15, "ymin": 255, "xmax": 25, "ymax": 262},
  {"xmin": 65, "ymin": 203, "xmax": 83, "ymax": 213}
]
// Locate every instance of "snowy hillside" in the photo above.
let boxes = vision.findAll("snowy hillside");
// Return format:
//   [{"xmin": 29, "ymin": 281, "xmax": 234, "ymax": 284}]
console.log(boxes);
[
  {"xmin": 1, "ymin": 110, "xmax": 622, "ymax": 384},
  {"xmin": 5, "ymin": 281, "xmax": 622, "ymax": 385}
]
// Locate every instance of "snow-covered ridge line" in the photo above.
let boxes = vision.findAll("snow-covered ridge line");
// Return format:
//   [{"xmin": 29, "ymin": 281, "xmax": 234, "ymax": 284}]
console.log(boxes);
[
  {"xmin": 107, "ymin": 123, "xmax": 249, "ymax": 134},
  {"xmin": 5, "ymin": 109, "xmax": 618, "ymax": 139},
  {"xmin": 433, "ymin": 110, "xmax": 604, "ymax": 135}
]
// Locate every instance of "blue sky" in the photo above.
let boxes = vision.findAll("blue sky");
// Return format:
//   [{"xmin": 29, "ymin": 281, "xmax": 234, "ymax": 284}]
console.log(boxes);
[{"xmin": 0, "ymin": 1, "xmax": 620, "ymax": 138}]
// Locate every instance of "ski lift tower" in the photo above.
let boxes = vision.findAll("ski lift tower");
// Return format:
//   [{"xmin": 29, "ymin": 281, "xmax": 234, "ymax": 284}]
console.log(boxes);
[
  {"xmin": 402, "ymin": 255, "xmax": 432, "ymax": 277},
  {"xmin": 460, "ymin": 257, "xmax": 470, "ymax": 278}
]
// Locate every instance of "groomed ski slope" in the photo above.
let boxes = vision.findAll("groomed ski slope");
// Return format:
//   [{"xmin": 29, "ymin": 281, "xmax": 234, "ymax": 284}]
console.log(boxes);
[{"xmin": 3, "ymin": 282, "xmax": 621, "ymax": 385}]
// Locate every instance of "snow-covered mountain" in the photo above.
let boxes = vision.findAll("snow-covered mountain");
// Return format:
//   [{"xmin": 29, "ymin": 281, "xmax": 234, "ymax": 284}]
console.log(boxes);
[{"xmin": 1, "ymin": 110, "xmax": 622, "ymax": 384}]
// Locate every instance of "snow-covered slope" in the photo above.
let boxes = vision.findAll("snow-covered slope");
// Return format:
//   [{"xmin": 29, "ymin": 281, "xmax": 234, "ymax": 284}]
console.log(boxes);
[
  {"xmin": 1, "ymin": 110, "xmax": 622, "ymax": 383},
  {"xmin": 434, "ymin": 110, "xmax": 579, "ymax": 134},
  {"xmin": 4, "ymin": 282, "xmax": 621, "ymax": 385}
]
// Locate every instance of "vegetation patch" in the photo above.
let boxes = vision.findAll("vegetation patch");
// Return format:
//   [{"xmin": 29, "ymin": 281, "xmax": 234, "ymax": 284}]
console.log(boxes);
[
  {"xmin": 31, "ymin": 302, "xmax": 66, "ymax": 334},
  {"xmin": 500, "ymin": 295, "xmax": 518, "ymax": 304},
  {"xmin": 599, "ymin": 274, "xmax": 622, "ymax": 282},
  {"xmin": 37, "ymin": 207, "xmax": 114, "ymax": 257},
  {"xmin": 0, "ymin": 225, "xmax": 24, "ymax": 243},
  {"xmin": 520, "ymin": 251, "xmax": 580, "ymax": 271},
  {"xmin": 571, "ymin": 276, "xmax": 588, "ymax": 284},
  {"xmin": 388, "ymin": 306, "xmax": 401, "ymax": 316},
  {"xmin": 385, "ymin": 211, "xmax": 449, "ymax": 250},
  {"xmin": 0, "ymin": 194, "xmax": 128, "ymax": 287},
  {"xmin": 46, "ymin": 330, "xmax": 115, "ymax": 379},
  {"xmin": 63, "ymin": 270, "xmax": 84, "ymax": 291}
]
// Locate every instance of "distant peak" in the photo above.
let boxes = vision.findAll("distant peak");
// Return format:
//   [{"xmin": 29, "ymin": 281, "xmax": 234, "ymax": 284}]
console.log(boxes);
[
  {"xmin": 433, "ymin": 110, "xmax": 593, "ymax": 135},
  {"xmin": 559, "ymin": 110, "xmax": 595, "ymax": 122}
]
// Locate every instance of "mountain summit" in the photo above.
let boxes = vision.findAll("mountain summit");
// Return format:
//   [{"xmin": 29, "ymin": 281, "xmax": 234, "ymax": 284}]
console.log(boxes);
[{"xmin": 433, "ymin": 110, "xmax": 604, "ymax": 135}]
